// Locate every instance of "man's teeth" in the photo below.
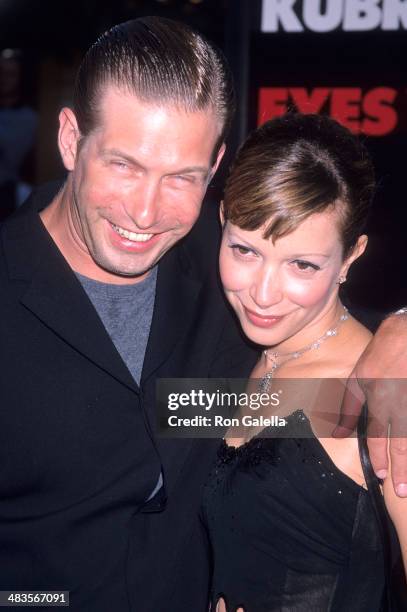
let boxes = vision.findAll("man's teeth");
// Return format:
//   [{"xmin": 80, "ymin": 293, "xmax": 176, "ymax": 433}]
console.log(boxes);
[{"xmin": 111, "ymin": 224, "xmax": 154, "ymax": 242}]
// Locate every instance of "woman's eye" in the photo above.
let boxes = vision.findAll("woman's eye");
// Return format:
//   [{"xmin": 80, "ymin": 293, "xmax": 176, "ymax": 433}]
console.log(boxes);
[
  {"xmin": 293, "ymin": 260, "xmax": 320, "ymax": 272},
  {"xmin": 229, "ymin": 244, "xmax": 253, "ymax": 257}
]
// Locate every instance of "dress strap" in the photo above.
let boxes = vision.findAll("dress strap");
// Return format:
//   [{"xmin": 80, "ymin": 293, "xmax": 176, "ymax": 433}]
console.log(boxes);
[{"xmin": 357, "ymin": 405, "xmax": 407, "ymax": 610}]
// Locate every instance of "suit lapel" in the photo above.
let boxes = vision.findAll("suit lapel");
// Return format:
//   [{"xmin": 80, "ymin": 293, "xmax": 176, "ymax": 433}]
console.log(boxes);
[
  {"xmin": 2, "ymin": 191, "xmax": 139, "ymax": 394},
  {"xmin": 140, "ymin": 241, "xmax": 205, "ymax": 493},
  {"xmin": 141, "ymin": 241, "xmax": 203, "ymax": 384},
  {"xmin": 3, "ymin": 188, "xmax": 208, "ymax": 491}
]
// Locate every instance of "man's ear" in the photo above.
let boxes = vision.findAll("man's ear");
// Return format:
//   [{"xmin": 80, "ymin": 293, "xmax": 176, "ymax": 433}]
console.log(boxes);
[
  {"xmin": 340, "ymin": 234, "xmax": 368, "ymax": 280},
  {"xmin": 219, "ymin": 200, "xmax": 225, "ymax": 227},
  {"xmin": 208, "ymin": 143, "xmax": 226, "ymax": 184},
  {"xmin": 213, "ymin": 143, "xmax": 226, "ymax": 172},
  {"xmin": 58, "ymin": 108, "xmax": 81, "ymax": 171}
]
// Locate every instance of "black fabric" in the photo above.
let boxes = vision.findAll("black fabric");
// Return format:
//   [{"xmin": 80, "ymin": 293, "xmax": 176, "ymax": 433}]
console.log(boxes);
[
  {"xmin": 203, "ymin": 410, "xmax": 387, "ymax": 612},
  {"xmin": 0, "ymin": 184, "xmax": 259, "ymax": 611},
  {"xmin": 0, "ymin": 181, "xmax": 16, "ymax": 221},
  {"xmin": 357, "ymin": 407, "xmax": 407, "ymax": 611}
]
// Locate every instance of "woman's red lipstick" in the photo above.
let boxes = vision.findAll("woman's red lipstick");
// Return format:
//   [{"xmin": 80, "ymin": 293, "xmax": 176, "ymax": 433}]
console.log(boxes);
[{"xmin": 243, "ymin": 306, "xmax": 284, "ymax": 328}]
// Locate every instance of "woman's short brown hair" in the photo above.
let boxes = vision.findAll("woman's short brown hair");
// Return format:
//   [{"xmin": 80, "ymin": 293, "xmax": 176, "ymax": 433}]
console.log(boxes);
[{"xmin": 222, "ymin": 113, "xmax": 375, "ymax": 258}]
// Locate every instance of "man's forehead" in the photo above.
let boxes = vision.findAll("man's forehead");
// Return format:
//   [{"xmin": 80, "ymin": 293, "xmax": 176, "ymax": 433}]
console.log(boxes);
[
  {"xmin": 97, "ymin": 84, "xmax": 220, "ymax": 130},
  {"xmin": 95, "ymin": 85, "xmax": 222, "ymax": 138},
  {"xmin": 79, "ymin": 85, "xmax": 223, "ymax": 171}
]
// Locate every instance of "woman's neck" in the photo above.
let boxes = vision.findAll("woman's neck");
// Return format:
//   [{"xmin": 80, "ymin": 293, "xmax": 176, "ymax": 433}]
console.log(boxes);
[{"xmin": 268, "ymin": 300, "xmax": 345, "ymax": 359}]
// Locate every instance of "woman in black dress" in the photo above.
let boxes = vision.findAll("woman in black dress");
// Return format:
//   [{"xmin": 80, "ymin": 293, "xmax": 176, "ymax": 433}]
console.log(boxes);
[{"xmin": 202, "ymin": 114, "xmax": 406, "ymax": 611}]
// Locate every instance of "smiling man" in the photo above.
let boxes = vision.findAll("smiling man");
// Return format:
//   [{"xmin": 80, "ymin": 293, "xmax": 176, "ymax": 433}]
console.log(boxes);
[
  {"xmin": 43, "ymin": 88, "xmax": 224, "ymax": 282},
  {"xmin": 0, "ymin": 14, "xmax": 407, "ymax": 612},
  {"xmin": 0, "ymin": 18, "xmax": 258, "ymax": 612}
]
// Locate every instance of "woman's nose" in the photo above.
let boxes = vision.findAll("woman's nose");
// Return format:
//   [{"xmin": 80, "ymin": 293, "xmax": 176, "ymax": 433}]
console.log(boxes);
[{"xmin": 249, "ymin": 267, "xmax": 283, "ymax": 309}]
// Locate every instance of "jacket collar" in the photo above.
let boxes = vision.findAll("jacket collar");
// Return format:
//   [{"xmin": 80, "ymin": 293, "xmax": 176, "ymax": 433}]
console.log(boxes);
[
  {"xmin": 2, "ymin": 185, "xmax": 204, "ymax": 393},
  {"xmin": 141, "ymin": 239, "xmax": 202, "ymax": 384}
]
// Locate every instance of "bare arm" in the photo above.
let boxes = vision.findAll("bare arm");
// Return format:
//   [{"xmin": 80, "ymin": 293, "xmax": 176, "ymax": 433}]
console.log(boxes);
[
  {"xmin": 383, "ymin": 461, "xmax": 407, "ymax": 574},
  {"xmin": 334, "ymin": 311, "xmax": 407, "ymax": 497}
]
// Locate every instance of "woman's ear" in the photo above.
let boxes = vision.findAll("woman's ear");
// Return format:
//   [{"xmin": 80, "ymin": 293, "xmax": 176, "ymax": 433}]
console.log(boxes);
[{"xmin": 339, "ymin": 234, "xmax": 368, "ymax": 281}]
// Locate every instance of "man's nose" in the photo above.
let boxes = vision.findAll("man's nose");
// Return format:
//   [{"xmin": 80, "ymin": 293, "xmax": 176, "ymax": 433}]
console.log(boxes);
[
  {"xmin": 249, "ymin": 267, "xmax": 283, "ymax": 309},
  {"xmin": 124, "ymin": 179, "xmax": 161, "ymax": 230}
]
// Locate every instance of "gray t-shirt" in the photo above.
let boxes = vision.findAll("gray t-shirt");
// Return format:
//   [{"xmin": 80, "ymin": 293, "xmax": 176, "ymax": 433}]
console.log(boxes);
[
  {"xmin": 75, "ymin": 267, "xmax": 162, "ymax": 501},
  {"xmin": 76, "ymin": 267, "xmax": 157, "ymax": 385}
]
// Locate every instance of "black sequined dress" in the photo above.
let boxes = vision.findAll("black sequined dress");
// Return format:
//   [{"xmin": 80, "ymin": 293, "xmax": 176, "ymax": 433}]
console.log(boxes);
[{"xmin": 202, "ymin": 410, "xmax": 386, "ymax": 612}]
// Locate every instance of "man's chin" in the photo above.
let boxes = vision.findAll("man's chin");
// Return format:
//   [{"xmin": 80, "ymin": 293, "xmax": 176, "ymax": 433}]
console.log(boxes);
[
  {"xmin": 88, "ymin": 251, "xmax": 158, "ymax": 283},
  {"xmin": 89, "ymin": 234, "xmax": 178, "ymax": 281}
]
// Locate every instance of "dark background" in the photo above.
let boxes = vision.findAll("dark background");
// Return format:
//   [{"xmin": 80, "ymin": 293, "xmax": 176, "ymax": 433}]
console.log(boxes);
[{"xmin": 1, "ymin": 0, "xmax": 406, "ymax": 311}]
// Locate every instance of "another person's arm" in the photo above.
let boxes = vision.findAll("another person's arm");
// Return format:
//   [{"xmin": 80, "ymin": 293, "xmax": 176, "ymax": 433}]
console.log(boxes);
[
  {"xmin": 334, "ymin": 310, "xmax": 407, "ymax": 497},
  {"xmin": 383, "ymin": 457, "xmax": 407, "ymax": 574}
]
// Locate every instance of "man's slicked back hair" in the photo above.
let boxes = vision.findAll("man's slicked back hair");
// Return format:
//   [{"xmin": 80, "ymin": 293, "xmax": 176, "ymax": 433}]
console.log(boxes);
[{"xmin": 73, "ymin": 17, "xmax": 234, "ymax": 154}]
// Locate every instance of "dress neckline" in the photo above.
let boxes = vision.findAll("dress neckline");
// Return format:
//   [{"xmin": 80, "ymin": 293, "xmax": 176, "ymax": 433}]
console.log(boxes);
[{"xmin": 220, "ymin": 409, "xmax": 367, "ymax": 494}]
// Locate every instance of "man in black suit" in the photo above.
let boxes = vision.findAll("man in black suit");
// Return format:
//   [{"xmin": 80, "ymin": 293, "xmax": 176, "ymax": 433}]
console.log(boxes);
[
  {"xmin": 0, "ymin": 15, "xmax": 406, "ymax": 612},
  {"xmin": 0, "ymin": 17, "xmax": 260, "ymax": 611}
]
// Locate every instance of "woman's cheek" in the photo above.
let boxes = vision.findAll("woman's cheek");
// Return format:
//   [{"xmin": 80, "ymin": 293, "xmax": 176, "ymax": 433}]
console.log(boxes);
[
  {"xmin": 219, "ymin": 245, "xmax": 237, "ymax": 291},
  {"xmin": 220, "ymin": 255, "xmax": 252, "ymax": 293},
  {"xmin": 283, "ymin": 274, "xmax": 335, "ymax": 308}
]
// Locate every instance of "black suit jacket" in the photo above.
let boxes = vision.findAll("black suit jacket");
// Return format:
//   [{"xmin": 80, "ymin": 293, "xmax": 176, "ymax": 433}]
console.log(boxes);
[{"xmin": 0, "ymin": 184, "xmax": 258, "ymax": 611}]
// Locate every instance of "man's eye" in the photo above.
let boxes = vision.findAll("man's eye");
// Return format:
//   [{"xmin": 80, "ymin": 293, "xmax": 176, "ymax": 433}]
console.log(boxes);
[
  {"xmin": 293, "ymin": 260, "xmax": 320, "ymax": 272},
  {"xmin": 169, "ymin": 174, "xmax": 196, "ymax": 184},
  {"xmin": 112, "ymin": 161, "xmax": 129, "ymax": 170}
]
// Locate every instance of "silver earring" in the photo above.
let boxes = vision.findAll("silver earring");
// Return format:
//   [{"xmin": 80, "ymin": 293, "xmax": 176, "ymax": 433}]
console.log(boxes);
[{"xmin": 337, "ymin": 275, "xmax": 346, "ymax": 285}]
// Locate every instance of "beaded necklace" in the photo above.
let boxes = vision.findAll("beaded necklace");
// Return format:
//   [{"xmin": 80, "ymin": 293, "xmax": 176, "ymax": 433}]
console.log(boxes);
[{"xmin": 259, "ymin": 306, "xmax": 349, "ymax": 393}]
